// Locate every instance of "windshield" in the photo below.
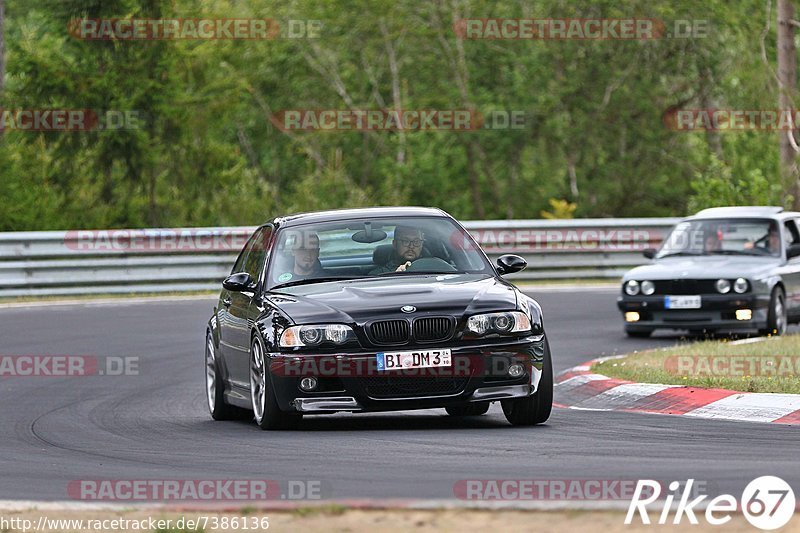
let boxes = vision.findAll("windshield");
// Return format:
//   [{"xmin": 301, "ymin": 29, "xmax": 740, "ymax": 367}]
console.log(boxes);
[
  {"xmin": 657, "ymin": 218, "xmax": 781, "ymax": 258},
  {"xmin": 266, "ymin": 216, "xmax": 492, "ymax": 289}
]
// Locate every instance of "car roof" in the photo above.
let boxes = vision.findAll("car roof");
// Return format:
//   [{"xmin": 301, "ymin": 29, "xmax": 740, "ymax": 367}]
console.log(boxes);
[
  {"xmin": 688, "ymin": 206, "xmax": 800, "ymax": 221},
  {"xmin": 270, "ymin": 206, "xmax": 450, "ymax": 227}
]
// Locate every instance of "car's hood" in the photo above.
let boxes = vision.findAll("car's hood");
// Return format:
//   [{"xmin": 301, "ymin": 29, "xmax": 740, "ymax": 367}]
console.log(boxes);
[
  {"xmin": 625, "ymin": 255, "xmax": 782, "ymax": 281},
  {"xmin": 268, "ymin": 274, "xmax": 518, "ymax": 324}
]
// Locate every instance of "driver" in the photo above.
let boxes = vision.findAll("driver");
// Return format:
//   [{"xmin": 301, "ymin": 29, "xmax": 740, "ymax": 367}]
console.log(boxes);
[
  {"xmin": 744, "ymin": 225, "xmax": 781, "ymax": 254},
  {"xmin": 370, "ymin": 225, "xmax": 425, "ymax": 274}
]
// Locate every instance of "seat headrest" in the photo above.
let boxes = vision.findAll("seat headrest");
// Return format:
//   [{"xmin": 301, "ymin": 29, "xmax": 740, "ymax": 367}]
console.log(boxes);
[{"xmin": 372, "ymin": 244, "xmax": 395, "ymax": 266}]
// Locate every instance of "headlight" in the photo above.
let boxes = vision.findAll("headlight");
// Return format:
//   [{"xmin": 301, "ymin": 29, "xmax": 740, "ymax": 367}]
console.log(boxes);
[
  {"xmin": 715, "ymin": 279, "xmax": 731, "ymax": 294},
  {"xmin": 641, "ymin": 280, "xmax": 655, "ymax": 295},
  {"xmin": 733, "ymin": 278, "xmax": 749, "ymax": 294},
  {"xmin": 280, "ymin": 324, "xmax": 354, "ymax": 348},
  {"xmin": 467, "ymin": 311, "xmax": 531, "ymax": 336},
  {"xmin": 625, "ymin": 280, "xmax": 640, "ymax": 296}
]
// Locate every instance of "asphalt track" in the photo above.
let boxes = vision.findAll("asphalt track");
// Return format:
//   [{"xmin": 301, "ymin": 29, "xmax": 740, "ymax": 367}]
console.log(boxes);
[{"xmin": 0, "ymin": 288, "xmax": 797, "ymax": 502}]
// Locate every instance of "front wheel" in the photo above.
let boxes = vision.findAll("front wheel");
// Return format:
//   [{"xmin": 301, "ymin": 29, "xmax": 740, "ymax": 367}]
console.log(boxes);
[
  {"xmin": 501, "ymin": 337, "xmax": 553, "ymax": 426},
  {"xmin": 206, "ymin": 330, "xmax": 247, "ymax": 420},
  {"xmin": 445, "ymin": 402, "xmax": 490, "ymax": 417},
  {"xmin": 760, "ymin": 287, "xmax": 787, "ymax": 336},
  {"xmin": 250, "ymin": 336, "xmax": 302, "ymax": 430}
]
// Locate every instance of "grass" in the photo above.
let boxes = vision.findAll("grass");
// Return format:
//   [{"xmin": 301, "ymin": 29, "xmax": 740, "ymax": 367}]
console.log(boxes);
[
  {"xmin": 291, "ymin": 503, "xmax": 349, "ymax": 518},
  {"xmin": 593, "ymin": 335, "xmax": 800, "ymax": 394}
]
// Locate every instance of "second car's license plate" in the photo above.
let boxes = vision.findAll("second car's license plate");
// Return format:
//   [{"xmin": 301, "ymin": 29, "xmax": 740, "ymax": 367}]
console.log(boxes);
[
  {"xmin": 376, "ymin": 349, "xmax": 452, "ymax": 371},
  {"xmin": 665, "ymin": 295, "xmax": 701, "ymax": 309}
]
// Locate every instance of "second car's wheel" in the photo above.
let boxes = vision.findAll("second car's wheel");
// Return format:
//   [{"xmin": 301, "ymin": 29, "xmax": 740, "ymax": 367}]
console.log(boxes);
[
  {"xmin": 445, "ymin": 402, "xmax": 490, "ymax": 417},
  {"xmin": 625, "ymin": 328, "xmax": 652, "ymax": 338},
  {"xmin": 760, "ymin": 286, "xmax": 787, "ymax": 336},
  {"xmin": 250, "ymin": 336, "xmax": 302, "ymax": 430},
  {"xmin": 501, "ymin": 337, "xmax": 553, "ymax": 426},
  {"xmin": 206, "ymin": 330, "xmax": 249, "ymax": 421}
]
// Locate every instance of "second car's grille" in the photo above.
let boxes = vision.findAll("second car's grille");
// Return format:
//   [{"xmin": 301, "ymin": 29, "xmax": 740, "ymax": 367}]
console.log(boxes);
[
  {"xmin": 361, "ymin": 376, "xmax": 468, "ymax": 398},
  {"xmin": 413, "ymin": 317, "xmax": 454, "ymax": 342},
  {"xmin": 655, "ymin": 280, "xmax": 718, "ymax": 295},
  {"xmin": 368, "ymin": 320, "xmax": 410, "ymax": 344}
]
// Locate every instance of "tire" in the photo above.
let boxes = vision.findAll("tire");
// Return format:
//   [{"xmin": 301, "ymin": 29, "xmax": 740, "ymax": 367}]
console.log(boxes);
[
  {"xmin": 625, "ymin": 328, "xmax": 652, "ymax": 338},
  {"xmin": 445, "ymin": 402, "xmax": 490, "ymax": 417},
  {"xmin": 501, "ymin": 337, "xmax": 553, "ymax": 426},
  {"xmin": 760, "ymin": 286, "xmax": 787, "ymax": 336},
  {"xmin": 250, "ymin": 335, "xmax": 302, "ymax": 430},
  {"xmin": 205, "ymin": 330, "xmax": 248, "ymax": 421}
]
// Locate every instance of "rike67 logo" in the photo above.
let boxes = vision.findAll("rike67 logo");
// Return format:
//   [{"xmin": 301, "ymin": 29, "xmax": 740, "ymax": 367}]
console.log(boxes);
[{"xmin": 626, "ymin": 477, "xmax": 795, "ymax": 530}]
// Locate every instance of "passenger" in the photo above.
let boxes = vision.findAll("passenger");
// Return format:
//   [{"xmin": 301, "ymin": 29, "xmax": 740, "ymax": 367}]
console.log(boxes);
[{"xmin": 276, "ymin": 232, "xmax": 324, "ymax": 283}]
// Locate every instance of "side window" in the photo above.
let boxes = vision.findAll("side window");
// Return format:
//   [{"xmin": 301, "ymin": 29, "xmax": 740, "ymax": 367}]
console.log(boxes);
[
  {"xmin": 231, "ymin": 233, "xmax": 254, "ymax": 274},
  {"xmin": 786, "ymin": 220, "xmax": 800, "ymax": 245},
  {"xmin": 243, "ymin": 226, "xmax": 273, "ymax": 281}
]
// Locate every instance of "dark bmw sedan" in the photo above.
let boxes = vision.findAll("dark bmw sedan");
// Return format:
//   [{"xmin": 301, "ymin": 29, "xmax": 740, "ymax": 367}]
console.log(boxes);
[{"xmin": 205, "ymin": 207, "xmax": 552, "ymax": 429}]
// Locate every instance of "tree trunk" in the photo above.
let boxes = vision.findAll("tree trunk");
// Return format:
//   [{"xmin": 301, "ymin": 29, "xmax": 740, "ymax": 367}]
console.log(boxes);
[
  {"xmin": 0, "ymin": 0, "xmax": 5, "ymax": 99},
  {"xmin": 777, "ymin": 0, "xmax": 799, "ymax": 208}
]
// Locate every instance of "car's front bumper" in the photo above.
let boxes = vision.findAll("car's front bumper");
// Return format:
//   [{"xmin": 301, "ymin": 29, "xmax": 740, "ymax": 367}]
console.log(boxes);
[
  {"xmin": 617, "ymin": 293, "xmax": 770, "ymax": 331},
  {"xmin": 267, "ymin": 335, "xmax": 546, "ymax": 413}
]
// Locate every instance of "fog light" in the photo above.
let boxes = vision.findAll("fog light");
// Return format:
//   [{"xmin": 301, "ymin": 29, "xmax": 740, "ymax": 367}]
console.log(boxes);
[
  {"xmin": 508, "ymin": 364, "xmax": 524, "ymax": 378},
  {"xmin": 625, "ymin": 312, "xmax": 640, "ymax": 322},
  {"xmin": 735, "ymin": 309, "xmax": 752, "ymax": 321},
  {"xmin": 299, "ymin": 377, "xmax": 319, "ymax": 391}
]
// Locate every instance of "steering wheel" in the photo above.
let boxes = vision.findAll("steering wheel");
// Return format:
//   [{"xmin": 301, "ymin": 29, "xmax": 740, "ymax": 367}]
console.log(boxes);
[{"xmin": 406, "ymin": 257, "xmax": 457, "ymax": 272}]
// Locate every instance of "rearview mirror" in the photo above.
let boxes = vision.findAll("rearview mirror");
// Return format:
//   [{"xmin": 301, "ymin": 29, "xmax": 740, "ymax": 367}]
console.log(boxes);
[
  {"xmin": 787, "ymin": 243, "xmax": 800, "ymax": 260},
  {"xmin": 223, "ymin": 272, "xmax": 255, "ymax": 292},
  {"xmin": 496, "ymin": 254, "xmax": 527, "ymax": 275},
  {"xmin": 643, "ymin": 248, "xmax": 656, "ymax": 259}
]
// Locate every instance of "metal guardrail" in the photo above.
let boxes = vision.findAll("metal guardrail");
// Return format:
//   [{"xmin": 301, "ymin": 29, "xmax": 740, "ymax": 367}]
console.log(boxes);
[{"xmin": 0, "ymin": 218, "xmax": 681, "ymax": 297}]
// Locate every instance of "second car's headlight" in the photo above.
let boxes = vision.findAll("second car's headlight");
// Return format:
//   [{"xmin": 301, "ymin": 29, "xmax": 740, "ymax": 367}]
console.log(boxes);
[
  {"xmin": 641, "ymin": 280, "xmax": 655, "ymax": 295},
  {"xmin": 734, "ymin": 278, "xmax": 749, "ymax": 294},
  {"xmin": 280, "ymin": 324, "xmax": 354, "ymax": 348},
  {"xmin": 625, "ymin": 280, "xmax": 640, "ymax": 296},
  {"xmin": 715, "ymin": 279, "xmax": 731, "ymax": 294},
  {"xmin": 467, "ymin": 311, "xmax": 531, "ymax": 336}
]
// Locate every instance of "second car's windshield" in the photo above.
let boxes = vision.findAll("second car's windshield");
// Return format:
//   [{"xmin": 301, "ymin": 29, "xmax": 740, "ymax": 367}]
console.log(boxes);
[
  {"xmin": 657, "ymin": 218, "xmax": 781, "ymax": 258},
  {"xmin": 267, "ymin": 217, "xmax": 492, "ymax": 289}
]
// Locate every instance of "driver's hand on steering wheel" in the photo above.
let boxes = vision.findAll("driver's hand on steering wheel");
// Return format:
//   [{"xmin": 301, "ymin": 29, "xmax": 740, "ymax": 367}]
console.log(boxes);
[{"xmin": 395, "ymin": 261, "xmax": 412, "ymax": 272}]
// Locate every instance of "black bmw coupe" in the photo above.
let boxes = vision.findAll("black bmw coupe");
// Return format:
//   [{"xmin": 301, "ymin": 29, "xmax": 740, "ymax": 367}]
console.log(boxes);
[{"xmin": 205, "ymin": 207, "xmax": 552, "ymax": 429}]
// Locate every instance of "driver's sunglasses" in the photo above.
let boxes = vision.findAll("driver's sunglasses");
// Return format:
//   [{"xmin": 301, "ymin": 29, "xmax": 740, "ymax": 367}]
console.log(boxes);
[{"xmin": 397, "ymin": 238, "xmax": 424, "ymax": 248}]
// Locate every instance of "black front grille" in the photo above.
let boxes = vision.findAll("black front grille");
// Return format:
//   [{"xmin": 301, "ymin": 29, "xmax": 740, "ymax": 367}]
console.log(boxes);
[
  {"xmin": 413, "ymin": 317, "xmax": 454, "ymax": 342},
  {"xmin": 655, "ymin": 280, "xmax": 718, "ymax": 295},
  {"xmin": 368, "ymin": 320, "xmax": 410, "ymax": 344},
  {"xmin": 361, "ymin": 376, "xmax": 469, "ymax": 398}
]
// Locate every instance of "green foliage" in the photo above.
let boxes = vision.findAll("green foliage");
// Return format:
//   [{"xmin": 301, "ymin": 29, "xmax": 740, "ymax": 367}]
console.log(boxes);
[
  {"xmin": 0, "ymin": 0, "xmax": 793, "ymax": 230},
  {"xmin": 688, "ymin": 155, "xmax": 790, "ymax": 212}
]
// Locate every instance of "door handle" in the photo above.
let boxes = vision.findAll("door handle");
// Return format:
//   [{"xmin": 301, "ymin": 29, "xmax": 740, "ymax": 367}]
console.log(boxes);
[{"xmin": 222, "ymin": 296, "xmax": 232, "ymax": 307}]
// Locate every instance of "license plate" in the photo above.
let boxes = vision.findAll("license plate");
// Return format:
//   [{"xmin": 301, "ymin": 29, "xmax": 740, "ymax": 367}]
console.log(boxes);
[
  {"xmin": 665, "ymin": 295, "xmax": 701, "ymax": 309},
  {"xmin": 376, "ymin": 349, "xmax": 452, "ymax": 371}
]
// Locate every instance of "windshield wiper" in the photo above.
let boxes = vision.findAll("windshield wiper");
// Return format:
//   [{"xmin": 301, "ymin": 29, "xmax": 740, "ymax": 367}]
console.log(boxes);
[
  {"xmin": 707, "ymin": 250, "xmax": 762, "ymax": 256},
  {"xmin": 271, "ymin": 276, "xmax": 362, "ymax": 290},
  {"xmin": 658, "ymin": 251, "xmax": 704, "ymax": 258}
]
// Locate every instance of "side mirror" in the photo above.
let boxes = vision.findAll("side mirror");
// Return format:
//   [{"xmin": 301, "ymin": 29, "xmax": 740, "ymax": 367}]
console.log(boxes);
[
  {"xmin": 643, "ymin": 248, "xmax": 656, "ymax": 259},
  {"xmin": 787, "ymin": 244, "xmax": 800, "ymax": 259},
  {"xmin": 496, "ymin": 254, "xmax": 527, "ymax": 275},
  {"xmin": 223, "ymin": 272, "xmax": 255, "ymax": 292}
]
